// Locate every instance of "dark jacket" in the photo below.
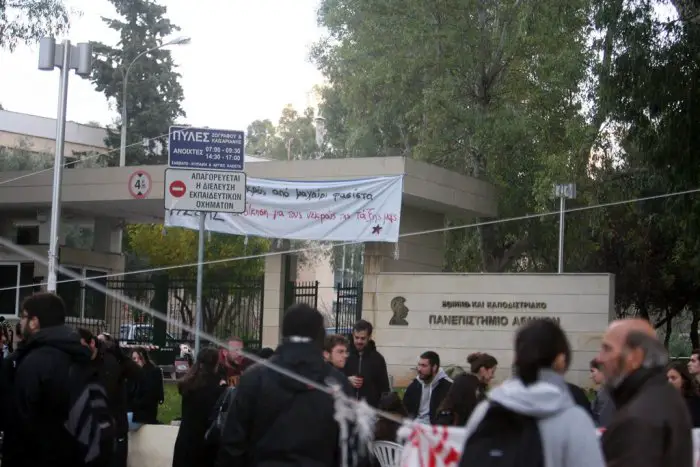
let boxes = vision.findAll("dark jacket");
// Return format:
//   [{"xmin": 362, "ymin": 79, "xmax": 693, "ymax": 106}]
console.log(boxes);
[
  {"xmin": 685, "ymin": 395, "xmax": 700, "ymax": 428},
  {"xmin": 433, "ymin": 373, "xmax": 484, "ymax": 426},
  {"xmin": 6, "ymin": 325, "xmax": 93, "ymax": 467},
  {"xmin": 173, "ymin": 375, "xmax": 226, "ymax": 467},
  {"xmin": 342, "ymin": 340, "xmax": 390, "ymax": 407},
  {"xmin": 0, "ymin": 342, "xmax": 25, "ymax": 467},
  {"xmin": 602, "ymin": 368, "xmax": 692, "ymax": 467},
  {"xmin": 567, "ymin": 382, "xmax": 594, "ymax": 418},
  {"xmin": 591, "ymin": 386, "xmax": 616, "ymax": 427},
  {"xmin": 128, "ymin": 363, "xmax": 164, "ymax": 423},
  {"xmin": 403, "ymin": 369, "xmax": 452, "ymax": 424},
  {"xmin": 93, "ymin": 345, "xmax": 141, "ymax": 436},
  {"xmin": 216, "ymin": 341, "xmax": 353, "ymax": 467}
]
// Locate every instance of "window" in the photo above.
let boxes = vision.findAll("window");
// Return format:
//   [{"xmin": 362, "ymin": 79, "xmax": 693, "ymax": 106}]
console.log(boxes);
[
  {"xmin": 0, "ymin": 263, "xmax": 20, "ymax": 317},
  {"xmin": 0, "ymin": 262, "xmax": 34, "ymax": 317},
  {"xmin": 56, "ymin": 266, "xmax": 108, "ymax": 320}
]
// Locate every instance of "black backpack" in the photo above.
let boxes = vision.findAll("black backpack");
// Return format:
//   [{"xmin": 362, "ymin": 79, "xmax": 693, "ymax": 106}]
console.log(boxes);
[
  {"xmin": 205, "ymin": 386, "xmax": 237, "ymax": 445},
  {"xmin": 459, "ymin": 403, "xmax": 544, "ymax": 467},
  {"xmin": 63, "ymin": 361, "xmax": 116, "ymax": 467}
]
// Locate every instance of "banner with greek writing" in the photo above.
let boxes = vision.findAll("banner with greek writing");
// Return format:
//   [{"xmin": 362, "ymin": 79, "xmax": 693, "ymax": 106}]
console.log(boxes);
[{"xmin": 165, "ymin": 175, "xmax": 403, "ymax": 242}]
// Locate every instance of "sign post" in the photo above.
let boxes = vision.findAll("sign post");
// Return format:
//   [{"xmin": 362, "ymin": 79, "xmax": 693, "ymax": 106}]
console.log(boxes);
[{"xmin": 167, "ymin": 126, "xmax": 246, "ymax": 356}]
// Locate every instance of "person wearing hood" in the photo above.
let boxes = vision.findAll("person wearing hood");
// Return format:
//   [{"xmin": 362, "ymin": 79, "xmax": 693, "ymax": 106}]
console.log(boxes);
[
  {"xmin": 8, "ymin": 292, "xmax": 94, "ymax": 467},
  {"xmin": 342, "ymin": 319, "xmax": 390, "ymax": 408},
  {"xmin": 403, "ymin": 351, "xmax": 452, "ymax": 423},
  {"xmin": 216, "ymin": 303, "xmax": 354, "ymax": 467},
  {"xmin": 460, "ymin": 318, "xmax": 604, "ymax": 467}
]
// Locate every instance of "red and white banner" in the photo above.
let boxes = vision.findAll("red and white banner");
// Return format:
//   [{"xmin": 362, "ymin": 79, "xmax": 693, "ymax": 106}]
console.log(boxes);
[
  {"xmin": 398, "ymin": 424, "xmax": 700, "ymax": 467},
  {"xmin": 165, "ymin": 176, "xmax": 403, "ymax": 243}
]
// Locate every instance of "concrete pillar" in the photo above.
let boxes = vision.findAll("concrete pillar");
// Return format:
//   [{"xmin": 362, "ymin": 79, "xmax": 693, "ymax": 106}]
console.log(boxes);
[
  {"xmin": 261, "ymin": 241, "xmax": 297, "ymax": 349},
  {"xmin": 93, "ymin": 217, "xmax": 123, "ymax": 253}
]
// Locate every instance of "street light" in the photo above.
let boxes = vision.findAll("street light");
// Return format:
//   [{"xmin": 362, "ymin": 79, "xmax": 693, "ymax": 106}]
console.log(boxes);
[
  {"xmin": 38, "ymin": 38, "xmax": 93, "ymax": 293},
  {"xmin": 119, "ymin": 36, "xmax": 191, "ymax": 167},
  {"xmin": 553, "ymin": 183, "xmax": 577, "ymax": 274}
]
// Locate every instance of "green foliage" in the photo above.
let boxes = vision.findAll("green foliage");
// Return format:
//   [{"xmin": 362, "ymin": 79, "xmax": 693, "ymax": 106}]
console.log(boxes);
[
  {"xmin": 0, "ymin": 0, "xmax": 71, "ymax": 51},
  {"xmin": 89, "ymin": 0, "xmax": 185, "ymax": 166},
  {"xmin": 313, "ymin": 0, "xmax": 594, "ymax": 272},
  {"xmin": 246, "ymin": 105, "xmax": 320, "ymax": 160}
]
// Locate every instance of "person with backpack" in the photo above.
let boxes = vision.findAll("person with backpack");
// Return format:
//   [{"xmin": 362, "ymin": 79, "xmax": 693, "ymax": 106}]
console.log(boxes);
[
  {"xmin": 459, "ymin": 318, "xmax": 604, "ymax": 467},
  {"xmin": 216, "ymin": 303, "xmax": 354, "ymax": 467},
  {"xmin": 9, "ymin": 292, "xmax": 115, "ymax": 467}
]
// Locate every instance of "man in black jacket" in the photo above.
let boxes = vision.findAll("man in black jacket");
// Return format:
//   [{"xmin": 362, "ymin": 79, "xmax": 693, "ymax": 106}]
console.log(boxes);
[
  {"xmin": 216, "ymin": 303, "xmax": 353, "ymax": 467},
  {"xmin": 9, "ymin": 292, "xmax": 94, "ymax": 467},
  {"xmin": 403, "ymin": 351, "xmax": 452, "ymax": 423},
  {"xmin": 343, "ymin": 320, "xmax": 390, "ymax": 408}
]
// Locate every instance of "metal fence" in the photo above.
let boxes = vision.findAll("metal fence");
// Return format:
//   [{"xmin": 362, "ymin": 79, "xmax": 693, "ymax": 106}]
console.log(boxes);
[
  {"xmin": 285, "ymin": 280, "xmax": 319, "ymax": 311},
  {"xmin": 64, "ymin": 275, "xmax": 265, "ymax": 362},
  {"xmin": 334, "ymin": 280, "xmax": 363, "ymax": 335}
]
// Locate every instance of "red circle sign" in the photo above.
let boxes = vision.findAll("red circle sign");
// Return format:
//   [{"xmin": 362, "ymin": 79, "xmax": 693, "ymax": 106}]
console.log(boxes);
[
  {"xmin": 169, "ymin": 180, "xmax": 187, "ymax": 198},
  {"xmin": 128, "ymin": 170, "xmax": 152, "ymax": 199}
]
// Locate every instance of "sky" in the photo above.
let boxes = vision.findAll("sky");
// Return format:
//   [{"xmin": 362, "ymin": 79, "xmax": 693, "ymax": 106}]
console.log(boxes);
[{"xmin": 0, "ymin": 0, "xmax": 326, "ymax": 130}]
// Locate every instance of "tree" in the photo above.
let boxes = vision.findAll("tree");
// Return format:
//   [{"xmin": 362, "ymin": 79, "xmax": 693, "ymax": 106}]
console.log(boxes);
[
  {"xmin": 245, "ymin": 105, "xmax": 320, "ymax": 160},
  {"xmin": 125, "ymin": 224, "xmax": 270, "ymax": 336},
  {"xmin": 89, "ymin": 0, "xmax": 185, "ymax": 166},
  {"xmin": 313, "ymin": 0, "xmax": 594, "ymax": 272},
  {"xmin": 0, "ymin": 0, "xmax": 70, "ymax": 51}
]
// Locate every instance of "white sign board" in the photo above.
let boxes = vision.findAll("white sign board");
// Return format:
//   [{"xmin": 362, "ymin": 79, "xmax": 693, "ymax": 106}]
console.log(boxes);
[
  {"xmin": 164, "ymin": 169, "xmax": 246, "ymax": 214},
  {"xmin": 165, "ymin": 175, "xmax": 403, "ymax": 243}
]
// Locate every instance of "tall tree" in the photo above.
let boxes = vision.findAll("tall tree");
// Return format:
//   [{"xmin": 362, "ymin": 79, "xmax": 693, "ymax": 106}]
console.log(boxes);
[
  {"xmin": 89, "ymin": 0, "xmax": 185, "ymax": 166},
  {"xmin": 245, "ymin": 105, "xmax": 320, "ymax": 160},
  {"xmin": 0, "ymin": 0, "xmax": 70, "ymax": 51},
  {"xmin": 313, "ymin": 0, "xmax": 593, "ymax": 272}
]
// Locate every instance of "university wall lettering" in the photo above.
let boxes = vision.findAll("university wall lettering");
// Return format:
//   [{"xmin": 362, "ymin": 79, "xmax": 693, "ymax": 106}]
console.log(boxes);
[
  {"xmin": 441, "ymin": 300, "xmax": 548, "ymax": 310},
  {"xmin": 428, "ymin": 315, "xmax": 561, "ymax": 327}
]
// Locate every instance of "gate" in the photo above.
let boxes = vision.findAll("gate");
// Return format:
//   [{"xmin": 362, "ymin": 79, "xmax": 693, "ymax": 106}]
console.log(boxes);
[
  {"xmin": 334, "ymin": 280, "xmax": 363, "ymax": 335},
  {"xmin": 73, "ymin": 275, "xmax": 265, "ymax": 363},
  {"xmin": 284, "ymin": 280, "xmax": 319, "ymax": 310}
]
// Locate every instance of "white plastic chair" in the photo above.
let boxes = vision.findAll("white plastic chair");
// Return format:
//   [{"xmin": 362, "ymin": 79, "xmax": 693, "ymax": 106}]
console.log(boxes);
[{"xmin": 373, "ymin": 441, "xmax": 403, "ymax": 467}]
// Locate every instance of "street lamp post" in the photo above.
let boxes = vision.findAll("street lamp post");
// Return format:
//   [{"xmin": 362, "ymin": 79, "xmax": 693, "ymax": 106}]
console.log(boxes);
[
  {"xmin": 38, "ymin": 38, "xmax": 93, "ymax": 293},
  {"xmin": 119, "ymin": 36, "xmax": 191, "ymax": 167},
  {"xmin": 553, "ymin": 183, "xmax": 577, "ymax": 274}
]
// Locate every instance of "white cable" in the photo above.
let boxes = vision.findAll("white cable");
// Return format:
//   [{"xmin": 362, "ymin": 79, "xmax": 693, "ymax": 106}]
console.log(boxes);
[
  {"xmin": 0, "ymin": 235, "xmax": 406, "ymax": 425},
  {"xmin": 0, "ymin": 130, "xmax": 174, "ymax": 186},
  {"xmin": 1, "ymin": 185, "xmax": 697, "ymax": 293}
]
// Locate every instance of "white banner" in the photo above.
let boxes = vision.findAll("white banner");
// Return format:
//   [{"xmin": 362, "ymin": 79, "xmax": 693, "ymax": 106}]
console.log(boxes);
[{"xmin": 165, "ymin": 176, "xmax": 403, "ymax": 242}]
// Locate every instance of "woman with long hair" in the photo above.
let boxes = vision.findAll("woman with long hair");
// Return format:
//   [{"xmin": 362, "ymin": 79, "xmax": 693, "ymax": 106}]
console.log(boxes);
[
  {"xmin": 434, "ymin": 352, "xmax": 498, "ymax": 425},
  {"xmin": 666, "ymin": 361, "xmax": 700, "ymax": 427},
  {"xmin": 173, "ymin": 348, "xmax": 226, "ymax": 467},
  {"xmin": 460, "ymin": 319, "xmax": 604, "ymax": 467},
  {"xmin": 127, "ymin": 347, "xmax": 164, "ymax": 427}
]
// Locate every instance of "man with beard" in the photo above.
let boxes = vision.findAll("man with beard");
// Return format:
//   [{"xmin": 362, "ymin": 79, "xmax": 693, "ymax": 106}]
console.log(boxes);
[
  {"xmin": 402, "ymin": 351, "xmax": 452, "ymax": 423},
  {"xmin": 597, "ymin": 319, "xmax": 692, "ymax": 467},
  {"xmin": 218, "ymin": 336, "xmax": 254, "ymax": 387},
  {"xmin": 7, "ymin": 293, "xmax": 98, "ymax": 467},
  {"xmin": 343, "ymin": 320, "xmax": 390, "ymax": 407}
]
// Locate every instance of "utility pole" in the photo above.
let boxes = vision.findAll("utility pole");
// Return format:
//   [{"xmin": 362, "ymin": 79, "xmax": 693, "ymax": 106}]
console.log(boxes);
[
  {"xmin": 553, "ymin": 183, "xmax": 577, "ymax": 273},
  {"xmin": 38, "ymin": 38, "xmax": 93, "ymax": 292}
]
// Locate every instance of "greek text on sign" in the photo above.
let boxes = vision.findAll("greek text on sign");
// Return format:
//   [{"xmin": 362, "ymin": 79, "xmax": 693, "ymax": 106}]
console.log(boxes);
[
  {"xmin": 164, "ymin": 169, "xmax": 246, "ymax": 214},
  {"xmin": 168, "ymin": 125, "xmax": 245, "ymax": 171},
  {"xmin": 164, "ymin": 175, "xmax": 403, "ymax": 243}
]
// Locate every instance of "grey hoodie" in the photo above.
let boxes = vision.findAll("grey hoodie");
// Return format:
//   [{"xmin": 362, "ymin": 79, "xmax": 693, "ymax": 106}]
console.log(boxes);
[
  {"xmin": 462, "ymin": 370, "xmax": 605, "ymax": 467},
  {"xmin": 416, "ymin": 368, "xmax": 451, "ymax": 423}
]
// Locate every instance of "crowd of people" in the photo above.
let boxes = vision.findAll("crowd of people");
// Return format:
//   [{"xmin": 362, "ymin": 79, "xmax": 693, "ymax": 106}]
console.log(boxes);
[{"xmin": 0, "ymin": 291, "xmax": 697, "ymax": 467}]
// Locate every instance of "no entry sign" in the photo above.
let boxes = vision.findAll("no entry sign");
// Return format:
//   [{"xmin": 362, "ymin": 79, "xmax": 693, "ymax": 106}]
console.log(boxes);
[{"xmin": 169, "ymin": 180, "xmax": 187, "ymax": 198}]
